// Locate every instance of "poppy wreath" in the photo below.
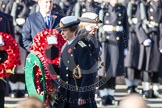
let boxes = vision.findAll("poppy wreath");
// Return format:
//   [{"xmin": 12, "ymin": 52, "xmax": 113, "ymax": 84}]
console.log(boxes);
[
  {"xmin": 0, "ymin": 32, "xmax": 21, "ymax": 79},
  {"xmin": 25, "ymin": 29, "xmax": 65, "ymax": 104}
]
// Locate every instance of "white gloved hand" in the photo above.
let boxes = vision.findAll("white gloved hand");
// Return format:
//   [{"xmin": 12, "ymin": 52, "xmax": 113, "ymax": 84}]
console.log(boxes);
[
  {"xmin": 124, "ymin": 48, "xmax": 128, "ymax": 56},
  {"xmin": 85, "ymin": 25, "xmax": 92, "ymax": 31},
  {"xmin": 16, "ymin": 18, "xmax": 25, "ymax": 25},
  {"xmin": 160, "ymin": 49, "xmax": 162, "ymax": 53},
  {"xmin": 143, "ymin": 39, "xmax": 152, "ymax": 46}
]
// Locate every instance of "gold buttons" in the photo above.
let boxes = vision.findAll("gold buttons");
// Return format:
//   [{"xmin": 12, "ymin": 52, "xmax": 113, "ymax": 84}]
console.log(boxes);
[
  {"xmin": 118, "ymin": 13, "xmax": 122, "ymax": 16},
  {"xmin": 82, "ymin": 8, "xmax": 86, "ymax": 12},
  {"xmin": 106, "ymin": 12, "xmax": 109, "ymax": 16},
  {"xmin": 106, "ymin": 36, "xmax": 110, "ymax": 39},
  {"xmin": 66, "ymin": 67, "xmax": 69, "ymax": 70},
  {"xmin": 105, "ymin": 20, "xmax": 109, "ymax": 24},
  {"xmin": 150, "ymin": 2, "xmax": 153, "ymax": 5},
  {"xmin": 57, "ymin": 75, "xmax": 60, "ymax": 79},
  {"xmin": 150, "ymin": 16, "xmax": 154, "ymax": 20},
  {"xmin": 66, "ymin": 74, "xmax": 68, "ymax": 77},
  {"xmin": 150, "ymin": 8, "xmax": 153, "ymax": 12},
  {"xmin": 66, "ymin": 81, "xmax": 68, "ymax": 84},
  {"xmin": 118, "ymin": 21, "xmax": 122, "ymax": 25},
  {"xmin": 67, "ymin": 60, "xmax": 70, "ymax": 64},
  {"xmin": 116, "ymin": 37, "xmax": 120, "ymax": 40}
]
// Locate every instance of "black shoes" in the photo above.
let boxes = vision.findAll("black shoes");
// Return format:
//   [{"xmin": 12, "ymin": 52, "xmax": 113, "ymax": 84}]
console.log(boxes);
[
  {"xmin": 101, "ymin": 95, "xmax": 117, "ymax": 106},
  {"xmin": 142, "ymin": 90, "xmax": 152, "ymax": 98},
  {"xmin": 152, "ymin": 90, "xmax": 162, "ymax": 98},
  {"xmin": 127, "ymin": 86, "xmax": 141, "ymax": 94},
  {"xmin": 9, "ymin": 90, "xmax": 17, "ymax": 98},
  {"xmin": 9, "ymin": 90, "xmax": 26, "ymax": 98},
  {"xmin": 142, "ymin": 90, "xmax": 162, "ymax": 98}
]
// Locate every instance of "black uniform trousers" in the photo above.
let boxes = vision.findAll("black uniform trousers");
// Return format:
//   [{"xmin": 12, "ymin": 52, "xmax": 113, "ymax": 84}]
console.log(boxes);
[{"xmin": 0, "ymin": 80, "xmax": 5, "ymax": 108}]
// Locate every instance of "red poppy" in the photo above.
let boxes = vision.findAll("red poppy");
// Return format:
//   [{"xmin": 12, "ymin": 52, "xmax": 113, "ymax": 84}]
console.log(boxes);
[
  {"xmin": 0, "ymin": 32, "xmax": 21, "ymax": 79},
  {"xmin": 52, "ymin": 15, "xmax": 57, "ymax": 19},
  {"xmin": 68, "ymin": 48, "xmax": 72, "ymax": 54},
  {"xmin": 30, "ymin": 29, "xmax": 65, "ymax": 103},
  {"xmin": 0, "ymin": 17, "xmax": 3, "ymax": 22}
]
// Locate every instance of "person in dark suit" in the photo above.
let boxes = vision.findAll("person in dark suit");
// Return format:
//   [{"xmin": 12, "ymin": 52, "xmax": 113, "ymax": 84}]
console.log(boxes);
[
  {"xmin": 22, "ymin": 0, "xmax": 63, "ymax": 52},
  {"xmin": 0, "ymin": 11, "xmax": 14, "ymax": 108},
  {"xmin": 56, "ymin": 16, "xmax": 97, "ymax": 108},
  {"xmin": 22, "ymin": 0, "xmax": 63, "ymax": 99},
  {"xmin": 22, "ymin": 0, "xmax": 63, "ymax": 72}
]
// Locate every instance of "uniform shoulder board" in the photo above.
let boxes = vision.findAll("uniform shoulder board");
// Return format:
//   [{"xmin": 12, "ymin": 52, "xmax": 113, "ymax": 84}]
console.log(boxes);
[{"xmin": 78, "ymin": 41, "xmax": 87, "ymax": 48}]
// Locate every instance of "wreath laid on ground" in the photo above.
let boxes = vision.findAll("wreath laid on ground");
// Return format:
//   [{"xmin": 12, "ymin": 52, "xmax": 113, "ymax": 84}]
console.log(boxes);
[
  {"xmin": 0, "ymin": 32, "xmax": 21, "ymax": 79},
  {"xmin": 25, "ymin": 29, "xmax": 65, "ymax": 105}
]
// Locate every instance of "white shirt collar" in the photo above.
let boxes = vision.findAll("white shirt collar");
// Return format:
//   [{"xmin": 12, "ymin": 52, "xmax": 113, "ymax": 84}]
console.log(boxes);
[{"xmin": 67, "ymin": 36, "xmax": 76, "ymax": 45}]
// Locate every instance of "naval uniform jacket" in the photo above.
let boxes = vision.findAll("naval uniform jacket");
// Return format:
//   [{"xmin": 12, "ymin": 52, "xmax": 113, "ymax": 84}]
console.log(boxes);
[{"xmin": 57, "ymin": 36, "xmax": 97, "ymax": 108}]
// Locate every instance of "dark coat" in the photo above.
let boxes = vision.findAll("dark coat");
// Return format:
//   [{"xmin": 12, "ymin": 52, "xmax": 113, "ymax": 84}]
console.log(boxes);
[
  {"xmin": 124, "ymin": 1, "xmax": 140, "ymax": 69},
  {"xmin": 56, "ymin": 36, "xmax": 97, "ymax": 108},
  {"xmin": 99, "ymin": 3, "xmax": 128, "ymax": 77},
  {"xmin": 0, "ymin": 12, "xmax": 14, "ymax": 35},
  {"xmin": 77, "ymin": 29, "xmax": 100, "ymax": 61},
  {"xmin": 136, "ymin": 1, "xmax": 162, "ymax": 72},
  {"xmin": 22, "ymin": 11, "xmax": 63, "ymax": 77}
]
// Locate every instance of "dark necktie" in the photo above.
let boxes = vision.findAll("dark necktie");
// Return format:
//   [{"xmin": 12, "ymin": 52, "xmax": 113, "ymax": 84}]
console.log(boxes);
[{"xmin": 45, "ymin": 16, "xmax": 51, "ymax": 28}]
